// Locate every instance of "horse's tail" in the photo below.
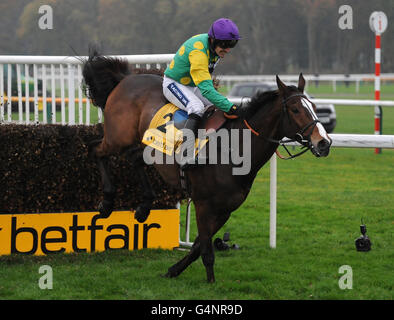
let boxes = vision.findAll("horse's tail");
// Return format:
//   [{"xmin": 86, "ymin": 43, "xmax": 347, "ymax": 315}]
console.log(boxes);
[{"xmin": 82, "ymin": 47, "xmax": 131, "ymax": 110}]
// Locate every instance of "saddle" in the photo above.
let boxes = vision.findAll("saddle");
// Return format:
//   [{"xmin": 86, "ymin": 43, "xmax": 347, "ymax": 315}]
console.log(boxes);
[{"xmin": 142, "ymin": 103, "xmax": 227, "ymax": 156}]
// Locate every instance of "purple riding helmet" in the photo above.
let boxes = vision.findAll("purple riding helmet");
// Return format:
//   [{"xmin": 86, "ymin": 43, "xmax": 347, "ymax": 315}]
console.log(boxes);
[{"xmin": 208, "ymin": 18, "xmax": 240, "ymax": 49}]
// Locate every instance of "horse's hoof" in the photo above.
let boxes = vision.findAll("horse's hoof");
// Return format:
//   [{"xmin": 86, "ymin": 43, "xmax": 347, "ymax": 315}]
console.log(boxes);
[
  {"xmin": 135, "ymin": 204, "xmax": 151, "ymax": 223},
  {"xmin": 97, "ymin": 200, "xmax": 113, "ymax": 218},
  {"xmin": 207, "ymin": 277, "xmax": 215, "ymax": 283},
  {"xmin": 164, "ymin": 269, "xmax": 177, "ymax": 278}
]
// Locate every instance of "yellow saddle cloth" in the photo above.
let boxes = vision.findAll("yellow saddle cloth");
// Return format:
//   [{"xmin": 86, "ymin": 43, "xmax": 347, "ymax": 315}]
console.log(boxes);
[{"xmin": 142, "ymin": 103, "xmax": 208, "ymax": 156}]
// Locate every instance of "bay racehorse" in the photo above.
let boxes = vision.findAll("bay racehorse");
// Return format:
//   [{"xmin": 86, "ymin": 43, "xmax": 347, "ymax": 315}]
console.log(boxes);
[{"xmin": 82, "ymin": 50, "xmax": 331, "ymax": 282}]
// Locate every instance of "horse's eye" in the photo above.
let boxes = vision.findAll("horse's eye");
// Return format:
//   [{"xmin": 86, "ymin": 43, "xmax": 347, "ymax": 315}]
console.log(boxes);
[{"xmin": 291, "ymin": 108, "xmax": 299, "ymax": 114}]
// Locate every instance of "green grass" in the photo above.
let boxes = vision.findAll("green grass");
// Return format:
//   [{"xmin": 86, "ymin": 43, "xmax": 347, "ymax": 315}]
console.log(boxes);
[
  {"xmin": 1, "ymin": 148, "xmax": 393, "ymax": 300},
  {"xmin": 334, "ymin": 105, "xmax": 394, "ymax": 134},
  {"xmin": 1, "ymin": 82, "xmax": 393, "ymax": 300},
  {"xmin": 306, "ymin": 81, "xmax": 394, "ymax": 99}
]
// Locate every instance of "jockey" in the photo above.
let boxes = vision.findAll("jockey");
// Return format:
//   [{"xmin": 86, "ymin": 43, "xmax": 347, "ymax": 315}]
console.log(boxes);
[{"xmin": 163, "ymin": 18, "xmax": 243, "ymax": 167}]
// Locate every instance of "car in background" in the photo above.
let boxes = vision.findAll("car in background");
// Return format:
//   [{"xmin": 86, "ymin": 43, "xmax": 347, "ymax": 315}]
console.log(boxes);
[{"xmin": 227, "ymin": 82, "xmax": 337, "ymax": 133}]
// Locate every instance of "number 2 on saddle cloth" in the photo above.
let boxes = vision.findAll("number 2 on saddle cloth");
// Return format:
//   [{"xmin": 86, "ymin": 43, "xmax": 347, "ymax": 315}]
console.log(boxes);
[{"xmin": 142, "ymin": 103, "xmax": 215, "ymax": 157}]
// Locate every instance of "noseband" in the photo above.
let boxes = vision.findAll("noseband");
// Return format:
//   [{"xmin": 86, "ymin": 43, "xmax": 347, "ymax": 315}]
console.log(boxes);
[{"xmin": 244, "ymin": 92, "xmax": 321, "ymax": 160}]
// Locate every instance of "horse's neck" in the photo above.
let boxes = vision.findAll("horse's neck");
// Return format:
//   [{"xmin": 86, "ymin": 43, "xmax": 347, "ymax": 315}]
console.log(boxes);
[
  {"xmin": 252, "ymin": 103, "xmax": 282, "ymax": 138},
  {"xmin": 236, "ymin": 100, "xmax": 283, "ymax": 184}
]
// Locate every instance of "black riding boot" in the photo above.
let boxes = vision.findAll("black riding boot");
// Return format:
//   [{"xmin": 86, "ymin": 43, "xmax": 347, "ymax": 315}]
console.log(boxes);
[{"xmin": 180, "ymin": 113, "xmax": 201, "ymax": 169}]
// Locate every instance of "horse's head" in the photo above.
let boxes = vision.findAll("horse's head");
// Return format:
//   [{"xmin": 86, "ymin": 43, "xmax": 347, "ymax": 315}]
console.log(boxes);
[{"xmin": 276, "ymin": 74, "xmax": 332, "ymax": 157}]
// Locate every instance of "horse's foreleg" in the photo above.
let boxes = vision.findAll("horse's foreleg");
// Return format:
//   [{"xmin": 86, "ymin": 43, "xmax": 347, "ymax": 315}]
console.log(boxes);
[
  {"xmin": 165, "ymin": 206, "xmax": 231, "ymax": 282},
  {"xmin": 134, "ymin": 165, "xmax": 156, "ymax": 223},
  {"xmin": 97, "ymin": 156, "xmax": 116, "ymax": 218},
  {"xmin": 126, "ymin": 150, "xmax": 156, "ymax": 223},
  {"xmin": 90, "ymin": 139, "xmax": 116, "ymax": 218},
  {"xmin": 199, "ymin": 233, "xmax": 215, "ymax": 283},
  {"xmin": 198, "ymin": 210, "xmax": 231, "ymax": 283}
]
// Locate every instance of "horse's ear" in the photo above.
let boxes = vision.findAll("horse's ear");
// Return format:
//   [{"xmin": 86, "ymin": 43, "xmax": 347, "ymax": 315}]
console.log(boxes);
[
  {"xmin": 276, "ymin": 75, "xmax": 289, "ymax": 96},
  {"xmin": 298, "ymin": 73, "xmax": 305, "ymax": 92}
]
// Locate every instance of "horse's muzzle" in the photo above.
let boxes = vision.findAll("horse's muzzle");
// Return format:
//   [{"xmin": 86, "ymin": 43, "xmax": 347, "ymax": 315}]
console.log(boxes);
[{"xmin": 312, "ymin": 138, "xmax": 331, "ymax": 157}]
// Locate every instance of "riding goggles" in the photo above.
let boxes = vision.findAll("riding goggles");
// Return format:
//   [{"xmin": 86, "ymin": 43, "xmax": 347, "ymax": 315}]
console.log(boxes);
[{"xmin": 215, "ymin": 39, "xmax": 238, "ymax": 49}]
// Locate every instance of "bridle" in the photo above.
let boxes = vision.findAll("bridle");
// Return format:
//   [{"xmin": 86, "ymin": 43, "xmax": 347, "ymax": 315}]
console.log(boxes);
[{"xmin": 243, "ymin": 92, "xmax": 322, "ymax": 160}]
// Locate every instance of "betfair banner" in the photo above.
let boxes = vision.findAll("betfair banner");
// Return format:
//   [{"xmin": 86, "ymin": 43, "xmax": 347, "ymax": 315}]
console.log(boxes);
[{"xmin": 0, "ymin": 210, "xmax": 179, "ymax": 255}]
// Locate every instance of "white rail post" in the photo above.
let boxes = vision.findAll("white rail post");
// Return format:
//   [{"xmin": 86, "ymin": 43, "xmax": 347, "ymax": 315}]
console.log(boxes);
[
  {"xmin": 24, "ymin": 64, "xmax": 30, "ymax": 124},
  {"xmin": 60, "ymin": 64, "xmax": 66, "ymax": 125},
  {"xmin": 178, "ymin": 198, "xmax": 193, "ymax": 248},
  {"xmin": 269, "ymin": 153, "xmax": 277, "ymax": 248},
  {"xmin": 67, "ymin": 64, "xmax": 75, "ymax": 125},
  {"xmin": 86, "ymin": 90, "xmax": 91, "ymax": 125},
  {"xmin": 77, "ymin": 64, "xmax": 83, "ymax": 124},
  {"xmin": 42, "ymin": 64, "xmax": 47, "ymax": 124},
  {"xmin": 16, "ymin": 64, "xmax": 23, "ymax": 123},
  {"xmin": 185, "ymin": 198, "xmax": 192, "ymax": 245},
  {"xmin": 7, "ymin": 63, "xmax": 12, "ymax": 122},
  {"xmin": 33, "ymin": 64, "xmax": 39, "ymax": 123}
]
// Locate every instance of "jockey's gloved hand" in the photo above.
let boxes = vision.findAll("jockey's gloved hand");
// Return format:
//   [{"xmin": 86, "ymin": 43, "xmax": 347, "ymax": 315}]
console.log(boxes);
[{"xmin": 225, "ymin": 105, "xmax": 245, "ymax": 119}]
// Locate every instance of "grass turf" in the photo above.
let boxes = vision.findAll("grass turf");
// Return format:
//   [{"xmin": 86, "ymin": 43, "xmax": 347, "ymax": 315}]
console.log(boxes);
[{"xmin": 1, "ymin": 148, "xmax": 392, "ymax": 300}]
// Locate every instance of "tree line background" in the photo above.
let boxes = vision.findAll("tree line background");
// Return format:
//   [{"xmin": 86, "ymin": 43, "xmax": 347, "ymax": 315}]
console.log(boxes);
[{"xmin": 1, "ymin": 0, "xmax": 393, "ymax": 75}]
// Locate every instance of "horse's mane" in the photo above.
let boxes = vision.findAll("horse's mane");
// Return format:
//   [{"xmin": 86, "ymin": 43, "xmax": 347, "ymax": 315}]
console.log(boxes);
[
  {"xmin": 244, "ymin": 90, "xmax": 279, "ymax": 119},
  {"xmin": 82, "ymin": 48, "xmax": 132, "ymax": 109},
  {"xmin": 132, "ymin": 67, "xmax": 164, "ymax": 76},
  {"xmin": 244, "ymin": 85, "xmax": 299, "ymax": 119}
]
